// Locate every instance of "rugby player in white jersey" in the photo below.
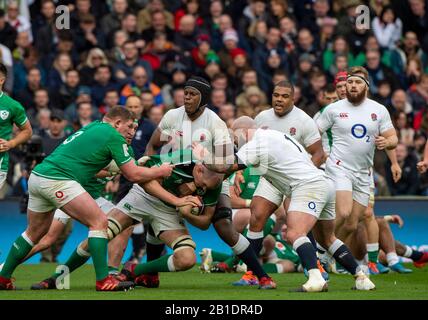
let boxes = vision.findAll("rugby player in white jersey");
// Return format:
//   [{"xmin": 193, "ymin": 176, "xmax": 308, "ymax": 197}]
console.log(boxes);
[
  {"xmin": 232, "ymin": 80, "xmax": 326, "ymax": 284},
  {"xmin": 198, "ymin": 116, "xmax": 375, "ymax": 292},
  {"xmin": 316, "ymin": 66, "xmax": 398, "ymax": 264},
  {"xmin": 315, "ymin": 71, "xmax": 402, "ymax": 275},
  {"xmin": 144, "ymin": 76, "xmax": 276, "ymax": 289}
]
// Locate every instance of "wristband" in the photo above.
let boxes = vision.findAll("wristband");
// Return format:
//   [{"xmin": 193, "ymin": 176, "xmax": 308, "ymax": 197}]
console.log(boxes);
[
  {"xmin": 245, "ymin": 199, "xmax": 251, "ymax": 208},
  {"xmin": 383, "ymin": 215, "xmax": 393, "ymax": 222}
]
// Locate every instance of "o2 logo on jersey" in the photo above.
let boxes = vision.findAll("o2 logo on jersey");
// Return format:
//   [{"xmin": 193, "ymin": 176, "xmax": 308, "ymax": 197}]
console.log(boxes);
[
  {"xmin": 308, "ymin": 201, "xmax": 317, "ymax": 212},
  {"xmin": 351, "ymin": 124, "xmax": 368, "ymax": 140}
]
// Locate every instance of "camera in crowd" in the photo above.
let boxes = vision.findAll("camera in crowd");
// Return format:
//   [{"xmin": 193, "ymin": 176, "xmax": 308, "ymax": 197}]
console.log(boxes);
[{"xmin": 19, "ymin": 135, "xmax": 45, "ymax": 213}]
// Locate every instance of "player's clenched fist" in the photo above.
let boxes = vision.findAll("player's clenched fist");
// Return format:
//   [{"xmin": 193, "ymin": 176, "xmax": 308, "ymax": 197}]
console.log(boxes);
[
  {"xmin": 157, "ymin": 163, "xmax": 174, "ymax": 177},
  {"xmin": 374, "ymin": 135, "xmax": 388, "ymax": 150}
]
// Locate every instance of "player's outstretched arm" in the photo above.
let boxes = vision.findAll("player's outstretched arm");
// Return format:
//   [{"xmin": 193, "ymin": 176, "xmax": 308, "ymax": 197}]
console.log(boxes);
[{"xmin": 120, "ymin": 161, "xmax": 173, "ymax": 183}]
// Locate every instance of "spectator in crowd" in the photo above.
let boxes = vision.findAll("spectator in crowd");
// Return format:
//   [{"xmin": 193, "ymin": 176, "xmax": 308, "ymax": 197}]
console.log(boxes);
[
  {"xmin": 72, "ymin": 101, "xmax": 95, "ymax": 131},
  {"xmin": 100, "ymin": 0, "xmax": 129, "ymax": 37},
  {"xmin": 50, "ymin": 69, "xmax": 80, "ymax": 110},
  {"xmin": 32, "ymin": 0, "xmax": 56, "ymax": 42},
  {"xmin": 147, "ymin": 105, "xmax": 165, "ymax": 126},
  {"xmin": 16, "ymin": 66, "xmax": 42, "ymax": 110},
  {"xmin": 78, "ymin": 48, "xmax": 110, "ymax": 87},
  {"xmin": 0, "ymin": 9, "xmax": 18, "ymax": 51},
  {"xmin": 408, "ymin": 73, "xmax": 428, "ymax": 113},
  {"xmin": 5, "ymin": 1, "xmax": 32, "ymax": 43},
  {"xmin": 137, "ymin": 0, "xmax": 174, "ymax": 34},
  {"xmin": 91, "ymin": 64, "xmax": 119, "ymax": 108},
  {"xmin": 141, "ymin": 10, "xmax": 175, "ymax": 43},
  {"xmin": 385, "ymin": 143, "xmax": 420, "ymax": 195},
  {"xmin": 12, "ymin": 31, "xmax": 32, "ymax": 63},
  {"xmin": 98, "ymin": 88, "xmax": 120, "ymax": 116},
  {"xmin": 372, "ymin": 5, "xmax": 403, "ymax": 50},
  {"xmin": 113, "ymin": 40, "xmax": 153, "ymax": 82},
  {"xmin": 27, "ymin": 88, "xmax": 50, "ymax": 128},
  {"xmin": 120, "ymin": 65, "xmax": 162, "ymax": 106},
  {"xmin": 39, "ymin": 109, "xmax": 69, "ymax": 156},
  {"xmin": 393, "ymin": 111, "xmax": 415, "ymax": 147},
  {"xmin": 365, "ymin": 49, "xmax": 399, "ymax": 94},
  {"xmin": 174, "ymin": 14, "xmax": 199, "ymax": 55},
  {"xmin": 235, "ymin": 85, "xmax": 269, "ymax": 118},
  {"xmin": 47, "ymin": 53, "xmax": 73, "ymax": 90}
]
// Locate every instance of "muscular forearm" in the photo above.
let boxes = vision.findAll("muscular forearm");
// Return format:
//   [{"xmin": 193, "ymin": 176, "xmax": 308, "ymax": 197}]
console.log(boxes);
[
  {"xmin": 142, "ymin": 180, "xmax": 179, "ymax": 206},
  {"xmin": 181, "ymin": 207, "xmax": 214, "ymax": 230},
  {"xmin": 230, "ymin": 195, "xmax": 251, "ymax": 209},
  {"xmin": 10, "ymin": 126, "xmax": 32, "ymax": 148},
  {"xmin": 385, "ymin": 148, "xmax": 398, "ymax": 164},
  {"xmin": 385, "ymin": 135, "xmax": 398, "ymax": 150}
]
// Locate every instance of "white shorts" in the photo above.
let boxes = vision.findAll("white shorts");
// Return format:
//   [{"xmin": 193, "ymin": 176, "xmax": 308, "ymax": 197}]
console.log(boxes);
[
  {"xmin": 27, "ymin": 173, "xmax": 86, "ymax": 213},
  {"xmin": 54, "ymin": 197, "xmax": 114, "ymax": 224},
  {"xmin": 325, "ymin": 158, "xmax": 370, "ymax": 207},
  {"xmin": 0, "ymin": 171, "xmax": 6, "ymax": 189},
  {"xmin": 288, "ymin": 178, "xmax": 336, "ymax": 221},
  {"xmin": 116, "ymin": 184, "xmax": 187, "ymax": 237},
  {"xmin": 221, "ymin": 180, "xmax": 230, "ymax": 197},
  {"xmin": 253, "ymin": 177, "xmax": 286, "ymax": 207}
]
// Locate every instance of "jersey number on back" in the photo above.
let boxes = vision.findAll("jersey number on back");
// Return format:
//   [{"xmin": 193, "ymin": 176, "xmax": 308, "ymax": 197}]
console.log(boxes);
[{"xmin": 63, "ymin": 131, "xmax": 84, "ymax": 145}]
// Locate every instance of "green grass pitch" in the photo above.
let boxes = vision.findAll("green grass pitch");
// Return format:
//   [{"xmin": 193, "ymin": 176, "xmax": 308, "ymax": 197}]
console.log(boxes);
[{"xmin": 1, "ymin": 263, "xmax": 427, "ymax": 300}]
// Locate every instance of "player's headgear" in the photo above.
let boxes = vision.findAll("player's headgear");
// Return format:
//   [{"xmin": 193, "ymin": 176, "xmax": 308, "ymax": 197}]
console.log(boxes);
[
  {"xmin": 184, "ymin": 76, "xmax": 212, "ymax": 116},
  {"xmin": 347, "ymin": 66, "xmax": 370, "ymax": 87},
  {"xmin": 334, "ymin": 71, "xmax": 347, "ymax": 86}
]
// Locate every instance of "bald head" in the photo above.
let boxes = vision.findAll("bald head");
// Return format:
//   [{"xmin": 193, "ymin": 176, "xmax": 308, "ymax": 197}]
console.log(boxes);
[
  {"xmin": 232, "ymin": 116, "xmax": 257, "ymax": 148},
  {"xmin": 232, "ymin": 116, "xmax": 256, "ymax": 131}
]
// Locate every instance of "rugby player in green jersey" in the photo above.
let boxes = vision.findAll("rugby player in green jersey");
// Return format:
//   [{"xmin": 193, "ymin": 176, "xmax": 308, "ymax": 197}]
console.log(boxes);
[
  {"xmin": 30, "ymin": 149, "xmax": 223, "ymax": 289},
  {"xmin": 0, "ymin": 107, "xmax": 173, "ymax": 291},
  {"xmin": 0, "ymin": 63, "xmax": 33, "ymax": 190}
]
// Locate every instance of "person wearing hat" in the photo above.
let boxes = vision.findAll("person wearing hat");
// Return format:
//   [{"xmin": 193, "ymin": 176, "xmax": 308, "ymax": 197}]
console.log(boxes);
[{"xmin": 145, "ymin": 76, "xmax": 277, "ymax": 289}]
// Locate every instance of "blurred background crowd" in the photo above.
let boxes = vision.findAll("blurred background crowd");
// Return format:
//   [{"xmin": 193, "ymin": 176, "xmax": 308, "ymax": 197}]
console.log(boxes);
[{"xmin": 1, "ymin": 0, "xmax": 428, "ymax": 200}]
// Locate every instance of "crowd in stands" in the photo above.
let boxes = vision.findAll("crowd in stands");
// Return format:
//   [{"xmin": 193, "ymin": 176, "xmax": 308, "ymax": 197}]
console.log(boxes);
[{"xmin": 1, "ymin": 0, "xmax": 428, "ymax": 198}]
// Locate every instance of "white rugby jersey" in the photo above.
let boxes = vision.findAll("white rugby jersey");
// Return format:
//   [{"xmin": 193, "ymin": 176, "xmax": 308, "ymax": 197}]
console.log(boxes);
[
  {"xmin": 158, "ymin": 106, "xmax": 232, "ymax": 152},
  {"xmin": 254, "ymin": 106, "xmax": 320, "ymax": 147},
  {"xmin": 236, "ymin": 129, "xmax": 325, "ymax": 195},
  {"xmin": 316, "ymin": 98, "xmax": 394, "ymax": 172}
]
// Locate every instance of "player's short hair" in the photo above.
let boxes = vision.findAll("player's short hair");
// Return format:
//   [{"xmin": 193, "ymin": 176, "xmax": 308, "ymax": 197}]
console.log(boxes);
[
  {"xmin": 0, "ymin": 63, "xmax": 7, "ymax": 78},
  {"xmin": 273, "ymin": 80, "xmax": 294, "ymax": 95},
  {"xmin": 105, "ymin": 106, "xmax": 136, "ymax": 122},
  {"xmin": 322, "ymin": 83, "xmax": 336, "ymax": 94},
  {"xmin": 348, "ymin": 66, "xmax": 369, "ymax": 81}
]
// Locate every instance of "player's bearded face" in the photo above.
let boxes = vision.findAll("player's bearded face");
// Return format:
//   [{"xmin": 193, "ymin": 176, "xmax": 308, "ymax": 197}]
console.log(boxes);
[
  {"xmin": 184, "ymin": 87, "xmax": 201, "ymax": 114},
  {"xmin": 346, "ymin": 77, "xmax": 367, "ymax": 104}
]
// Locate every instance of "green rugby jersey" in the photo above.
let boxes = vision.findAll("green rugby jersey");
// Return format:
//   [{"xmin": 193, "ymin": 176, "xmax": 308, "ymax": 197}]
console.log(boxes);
[
  {"xmin": 272, "ymin": 234, "xmax": 300, "ymax": 265},
  {"xmin": 145, "ymin": 149, "xmax": 222, "ymax": 207},
  {"xmin": 0, "ymin": 92, "xmax": 28, "ymax": 171},
  {"xmin": 83, "ymin": 146, "xmax": 135, "ymax": 199},
  {"xmin": 228, "ymin": 167, "xmax": 260, "ymax": 200},
  {"xmin": 33, "ymin": 121, "xmax": 132, "ymax": 185}
]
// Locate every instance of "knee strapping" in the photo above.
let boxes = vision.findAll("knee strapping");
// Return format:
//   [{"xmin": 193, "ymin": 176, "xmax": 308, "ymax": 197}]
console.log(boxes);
[
  {"xmin": 107, "ymin": 218, "xmax": 123, "ymax": 240},
  {"xmin": 171, "ymin": 235, "xmax": 196, "ymax": 252}
]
